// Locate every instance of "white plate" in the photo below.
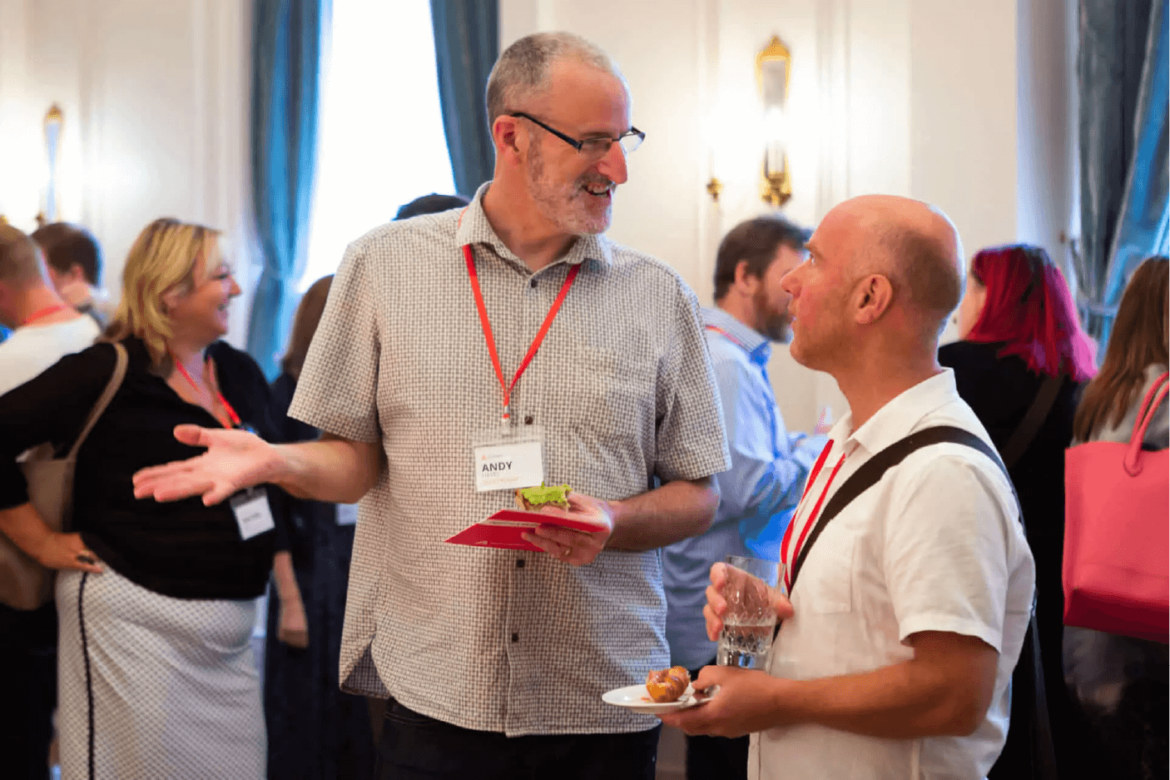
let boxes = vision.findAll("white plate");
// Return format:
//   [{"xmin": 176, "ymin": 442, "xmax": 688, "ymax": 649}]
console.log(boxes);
[{"xmin": 601, "ymin": 684, "xmax": 706, "ymax": 715}]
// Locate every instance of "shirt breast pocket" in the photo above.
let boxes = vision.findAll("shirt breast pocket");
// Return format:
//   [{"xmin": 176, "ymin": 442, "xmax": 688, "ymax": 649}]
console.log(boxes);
[
  {"xmin": 799, "ymin": 532, "xmax": 855, "ymax": 614},
  {"xmin": 566, "ymin": 346, "xmax": 655, "ymax": 439}
]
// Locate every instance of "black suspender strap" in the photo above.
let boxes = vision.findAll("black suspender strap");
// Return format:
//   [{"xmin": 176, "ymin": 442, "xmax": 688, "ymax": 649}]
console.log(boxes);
[
  {"xmin": 789, "ymin": 425, "xmax": 1010, "ymax": 592},
  {"xmin": 778, "ymin": 424, "xmax": 1056, "ymax": 779}
]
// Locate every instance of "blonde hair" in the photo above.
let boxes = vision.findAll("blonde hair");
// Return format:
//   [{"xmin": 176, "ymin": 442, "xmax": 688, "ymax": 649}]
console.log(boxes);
[{"xmin": 105, "ymin": 218, "xmax": 221, "ymax": 366}]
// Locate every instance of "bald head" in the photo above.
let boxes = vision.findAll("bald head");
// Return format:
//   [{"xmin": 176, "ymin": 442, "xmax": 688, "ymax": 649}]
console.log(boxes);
[
  {"xmin": 0, "ymin": 223, "xmax": 49, "ymax": 288},
  {"xmin": 831, "ymin": 195, "xmax": 963, "ymax": 334}
]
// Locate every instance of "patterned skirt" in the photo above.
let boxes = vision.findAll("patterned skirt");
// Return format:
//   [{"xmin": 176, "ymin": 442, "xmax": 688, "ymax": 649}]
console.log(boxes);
[{"xmin": 56, "ymin": 567, "xmax": 265, "ymax": 779}]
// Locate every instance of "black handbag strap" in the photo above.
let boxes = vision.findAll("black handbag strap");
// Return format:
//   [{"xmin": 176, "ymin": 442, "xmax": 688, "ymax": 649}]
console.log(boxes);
[
  {"xmin": 790, "ymin": 425, "xmax": 1008, "ymax": 591},
  {"xmin": 998, "ymin": 374, "xmax": 1063, "ymax": 470}
]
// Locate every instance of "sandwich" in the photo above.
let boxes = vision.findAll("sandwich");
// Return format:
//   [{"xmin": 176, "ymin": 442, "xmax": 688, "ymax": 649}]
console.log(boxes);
[{"xmin": 514, "ymin": 483, "xmax": 572, "ymax": 512}]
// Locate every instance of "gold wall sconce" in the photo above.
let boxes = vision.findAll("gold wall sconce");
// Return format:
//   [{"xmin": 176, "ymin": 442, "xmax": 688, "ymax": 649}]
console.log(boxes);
[
  {"xmin": 706, "ymin": 177, "xmax": 723, "ymax": 203},
  {"xmin": 757, "ymin": 35, "xmax": 792, "ymax": 208},
  {"xmin": 42, "ymin": 104, "xmax": 64, "ymax": 225}
]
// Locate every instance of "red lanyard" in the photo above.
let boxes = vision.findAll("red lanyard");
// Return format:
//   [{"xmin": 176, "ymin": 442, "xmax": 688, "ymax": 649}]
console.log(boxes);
[
  {"xmin": 172, "ymin": 356, "xmax": 241, "ymax": 428},
  {"xmin": 704, "ymin": 324, "xmax": 749, "ymax": 351},
  {"xmin": 780, "ymin": 441, "xmax": 847, "ymax": 591},
  {"xmin": 22, "ymin": 303, "xmax": 70, "ymax": 326},
  {"xmin": 463, "ymin": 244, "xmax": 580, "ymax": 422}
]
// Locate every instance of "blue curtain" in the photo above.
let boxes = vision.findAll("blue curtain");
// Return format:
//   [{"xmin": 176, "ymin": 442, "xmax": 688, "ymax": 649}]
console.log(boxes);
[
  {"xmin": 1077, "ymin": 0, "xmax": 1169, "ymax": 347},
  {"xmin": 247, "ymin": 0, "xmax": 330, "ymax": 378},
  {"xmin": 430, "ymin": 0, "xmax": 498, "ymax": 198}
]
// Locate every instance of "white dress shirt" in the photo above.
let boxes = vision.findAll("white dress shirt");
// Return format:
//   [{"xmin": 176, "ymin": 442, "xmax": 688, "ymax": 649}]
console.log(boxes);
[
  {"xmin": 0, "ymin": 316, "xmax": 100, "ymax": 395},
  {"xmin": 752, "ymin": 369, "xmax": 1035, "ymax": 780}
]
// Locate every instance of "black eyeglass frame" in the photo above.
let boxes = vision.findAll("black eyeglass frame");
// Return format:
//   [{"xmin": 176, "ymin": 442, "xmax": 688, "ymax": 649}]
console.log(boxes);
[{"xmin": 508, "ymin": 112, "xmax": 645, "ymax": 156}]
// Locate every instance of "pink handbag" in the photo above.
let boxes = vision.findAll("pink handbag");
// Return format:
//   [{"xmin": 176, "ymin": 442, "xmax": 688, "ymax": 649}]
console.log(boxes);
[{"xmin": 1063, "ymin": 372, "xmax": 1169, "ymax": 643}]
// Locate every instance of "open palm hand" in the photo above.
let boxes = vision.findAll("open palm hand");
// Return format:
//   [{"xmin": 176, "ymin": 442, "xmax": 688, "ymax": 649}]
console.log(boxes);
[{"xmin": 133, "ymin": 424, "xmax": 279, "ymax": 506}]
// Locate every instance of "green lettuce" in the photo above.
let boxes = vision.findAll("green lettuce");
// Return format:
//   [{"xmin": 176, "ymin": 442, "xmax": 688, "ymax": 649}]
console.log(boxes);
[{"xmin": 518, "ymin": 483, "xmax": 572, "ymax": 510}]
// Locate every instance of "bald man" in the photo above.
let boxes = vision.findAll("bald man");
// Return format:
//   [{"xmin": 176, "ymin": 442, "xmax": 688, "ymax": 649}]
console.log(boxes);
[{"xmin": 661, "ymin": 196, "xmax": 1036, "ymax": 780}]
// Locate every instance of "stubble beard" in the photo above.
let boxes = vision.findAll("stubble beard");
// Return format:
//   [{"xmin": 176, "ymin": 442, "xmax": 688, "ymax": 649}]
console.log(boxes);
[{"xmin": 527, "ymin": 142, "xmax": 613, "ymax": 235}]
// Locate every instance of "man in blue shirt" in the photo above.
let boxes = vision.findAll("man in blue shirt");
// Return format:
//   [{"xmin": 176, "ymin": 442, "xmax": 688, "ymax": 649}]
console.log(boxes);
[{"xmin": 662, "ymin": 215, "xmax": 829, "ymax": 780}]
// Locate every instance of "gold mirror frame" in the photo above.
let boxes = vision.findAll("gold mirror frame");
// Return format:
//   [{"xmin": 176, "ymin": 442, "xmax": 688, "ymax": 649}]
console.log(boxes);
[{"xmin": 757, "ymin": 36, "xmax": 792, "ymax": 208}]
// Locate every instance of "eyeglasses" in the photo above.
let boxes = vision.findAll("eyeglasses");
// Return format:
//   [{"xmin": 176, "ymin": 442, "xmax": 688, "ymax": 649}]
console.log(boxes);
[{"xmin": 509, "ymin": 112, "xmax": 645, "ymax": 158}]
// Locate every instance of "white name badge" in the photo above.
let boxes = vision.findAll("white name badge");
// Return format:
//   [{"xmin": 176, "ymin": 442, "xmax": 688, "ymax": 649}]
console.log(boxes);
[
  {"xmin": 336, "ymin": 502, "xmax": 359, "ymax": 526},
  {"xmin": 472, "ymin": 425, "xmax": 545, "ymax": 493},
  {"xmin": 229, "ymin": 487, "xmax": 276, "ymax": 540}
]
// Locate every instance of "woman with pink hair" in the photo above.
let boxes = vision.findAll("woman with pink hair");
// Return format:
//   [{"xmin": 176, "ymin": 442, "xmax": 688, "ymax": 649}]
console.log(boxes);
[{"xmin": 940, "ymin": 243, "xmax": 1096, "ymax": 779}]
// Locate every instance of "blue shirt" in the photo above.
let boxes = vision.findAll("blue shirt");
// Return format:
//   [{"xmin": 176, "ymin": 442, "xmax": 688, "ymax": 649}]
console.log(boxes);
[{"xmin": 661, "ymin": 306, "xmax": 827, "ymax": 669}]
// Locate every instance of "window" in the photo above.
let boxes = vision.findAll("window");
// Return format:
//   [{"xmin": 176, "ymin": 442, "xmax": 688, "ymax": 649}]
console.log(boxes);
[{"xmin": 301, "ymin": 0, "xmax": 455, "ymax": 291}]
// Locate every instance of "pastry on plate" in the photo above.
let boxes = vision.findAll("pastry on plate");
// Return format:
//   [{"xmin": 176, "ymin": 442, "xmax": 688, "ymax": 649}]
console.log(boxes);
[{"xmin": 645, "ymin": 666, "xmax": 690, "ymax": 703}]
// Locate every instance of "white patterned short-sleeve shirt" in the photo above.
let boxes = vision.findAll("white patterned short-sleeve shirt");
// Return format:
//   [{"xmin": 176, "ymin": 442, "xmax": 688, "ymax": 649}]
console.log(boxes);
[{"xmin": 289, "ymin": 183, "xmax": 731, "ymax": 736}]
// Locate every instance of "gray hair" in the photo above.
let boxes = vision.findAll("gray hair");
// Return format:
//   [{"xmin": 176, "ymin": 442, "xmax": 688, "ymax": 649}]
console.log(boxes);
[
  {"xmin": 0, "ymin": 223, "xmax": 46, "ymax": 287},
  {"xmin": 485, "ymin": 32, "xmax": 622, "ymax": 125}
]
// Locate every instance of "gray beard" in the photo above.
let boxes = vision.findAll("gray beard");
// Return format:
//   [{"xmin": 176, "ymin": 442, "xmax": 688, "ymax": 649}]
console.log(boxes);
[{"xmin": 526, "ymin": 144, "xmax": 612, "ymax": 235}]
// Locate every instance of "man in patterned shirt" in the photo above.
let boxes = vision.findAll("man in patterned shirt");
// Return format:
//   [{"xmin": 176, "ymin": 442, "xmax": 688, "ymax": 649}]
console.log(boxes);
[
  {"xmin": 134, "ymin": 32, "xmax": 730, "ymax": 779},
  {"xmin": 663, "ymin": 215, "xmax": 828, "ymax": 780}
]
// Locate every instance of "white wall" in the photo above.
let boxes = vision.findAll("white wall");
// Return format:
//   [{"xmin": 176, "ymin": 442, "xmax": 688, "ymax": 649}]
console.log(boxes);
[
  {"xmin": 0, "ymin": 0, "xmax": 255, "ymax": 347},
  {"xmin": 501, "ymin": 0, "xmax": 1074, "ymax": 431},
  {"xmin": 909, "ymin": 0, "xmax": 1018, "ymax": 254},
  {"xmin": 0, "ymin": 0, "xmax": 41, "ymax": 228}
]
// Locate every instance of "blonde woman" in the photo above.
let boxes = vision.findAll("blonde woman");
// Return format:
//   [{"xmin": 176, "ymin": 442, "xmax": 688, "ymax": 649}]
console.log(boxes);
[{"xmin": 0, "ymin": 218, "xmax": 291, "ymax": 778}]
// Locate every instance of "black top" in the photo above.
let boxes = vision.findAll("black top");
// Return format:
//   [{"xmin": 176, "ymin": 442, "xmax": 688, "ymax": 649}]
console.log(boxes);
[
  {"xmin": 269, "ymin": 371, "xmax": 330, "ymax": 569},
  {"xmin": 270, "ymin": 372, "xmax": 321, "ymax": 449},
  {"xmin": 0, "ymin": 336, "xmax": 288, "ymax": 600},
  {"xmin": 938, "ymin": 340, "xmax": 1079, "ymax": 574},
  {"xmin": 940, "ymin": 339, "xmax": 1076, "ymax": 484}
]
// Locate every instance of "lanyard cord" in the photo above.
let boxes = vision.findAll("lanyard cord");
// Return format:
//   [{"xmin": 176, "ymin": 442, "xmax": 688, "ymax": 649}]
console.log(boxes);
[
  {"xmin": 780, "ymin": 444, "xmax": 847, "ymax": 590},
  {"xmin": 463, "ymin": 244, "xmax": 580, "ymax": 422},
  {"xmin": 171, "ymin": 355, "xmax": 241, "ymax": 428},
  {"xmin": 22, "ymin": 303, "xmax": 70, "ymax": 326}
]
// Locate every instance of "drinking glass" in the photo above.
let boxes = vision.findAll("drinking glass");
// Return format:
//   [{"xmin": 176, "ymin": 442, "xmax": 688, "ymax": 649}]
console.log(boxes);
[{"xmin": 716, "ymin": 555, "xmax": 782, "ymax": 669}]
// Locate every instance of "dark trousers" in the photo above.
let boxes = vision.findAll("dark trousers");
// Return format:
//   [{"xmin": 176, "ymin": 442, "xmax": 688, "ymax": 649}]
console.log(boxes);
[
  {"xmin": 684, "ymin": 662, "xmax": 748, "ymax": 780},
  {"xmin": 375, "ymin": 697, "xmax": 660, "ymax": 780},
  {"xmin": 0, "ymin": 603, "xmax": 57, "ymax": 780}
]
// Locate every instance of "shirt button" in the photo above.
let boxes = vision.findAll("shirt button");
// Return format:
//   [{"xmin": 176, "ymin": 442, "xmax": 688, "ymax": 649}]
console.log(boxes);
[
  {"xmin": 511, "ymin": 632, "xmax": 519, "ymax": 643},
  {"xmin": 530, "ymin": 278, "xmax": 537, "ymax": 289},
  {"xmin": 516, "ymin": 559, "xmax": 525, "ymax": 568},
  {"xmin": 524, "ymin": 415, "xmax": 534, "ymax": 425}
]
